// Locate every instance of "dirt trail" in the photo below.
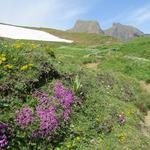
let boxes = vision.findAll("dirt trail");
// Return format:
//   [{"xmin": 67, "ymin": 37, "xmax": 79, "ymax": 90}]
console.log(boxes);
[
  {"xmin": 124, "ymin": 55, "xmax": 150, "ymax": 63},
  {"xmin": 140, "ymin": 81, "xmax": 150, "ymax": 95},
  {"xmin": 141, "ymin": 111, "xmax": 150, "ymax": 137},
  {"xmin": 140, "ymin": 81, "xmax": 150, "ymax": 136},
  {"xmin": 84, "ymin": 63, "xmax": 98, "ymax": 69},
  {"xmin": 145, "ymin": 111, "xmax": 150, "ymax": 127}
]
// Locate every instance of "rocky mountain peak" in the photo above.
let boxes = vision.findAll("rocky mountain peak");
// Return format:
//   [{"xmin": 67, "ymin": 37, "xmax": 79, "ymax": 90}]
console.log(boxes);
[
  {"xmin": 105, "ymin": 23, "xmax": 144, "ymax": 41},
  {"xmin": 67, "ymin": 20, "xmax": 104, "ymax": 34}
]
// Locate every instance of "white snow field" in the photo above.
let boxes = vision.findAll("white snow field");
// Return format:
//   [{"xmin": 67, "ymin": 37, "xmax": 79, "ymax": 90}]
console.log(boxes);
[{"xmin": 0, "ymin": 24, "xmax": 72, "ymax": 43}]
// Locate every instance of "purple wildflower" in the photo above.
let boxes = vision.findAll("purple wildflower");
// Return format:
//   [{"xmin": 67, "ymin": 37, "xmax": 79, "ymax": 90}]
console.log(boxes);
[
  {"xmin": 36, "ymin": 106, "xmax": 58, "ymax": 137},
  {"xmin": 54, "ymin": 82, "xmax": 65, "ymax": 99},
  {"xmin": 0, "ymin": 135, "xmax": 8, "ymax": 148},
  {"xmin": 61, "ymin": 90, "xmax": 74, "ymax": 108},
  {"xmin": 0, "ymin": 123, "xmax": 9, "ymax": 149},
  {"xmin": 118, "ymin": 114, "xmax": 126, "ymax": 125},
  {"xmin": 0, "ymin": 123, "xmax": 8, "ymax": 130},
  {"xmin": 16, "ymin": 107, "xmax": 33, "ymax": 128},
  {"xmin": 63, "ymin": 108, "xmax": 71, "ymax": 121},
  {"xmin": 16, "ymin": 82, "xmax": 76, "ymax": 139},
  {"xmin": 34, "ymin": 90, "xmax": 51, "ymax": 106},
  {"xmin": 54, "ymin": 82, "xmax": 74, "ymax": 108}
]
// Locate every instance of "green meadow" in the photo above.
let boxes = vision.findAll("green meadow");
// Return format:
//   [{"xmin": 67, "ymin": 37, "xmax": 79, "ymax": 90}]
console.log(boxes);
[{"xmin": 0, "ymin": 33, "xmax": 150, "ymax": 149}]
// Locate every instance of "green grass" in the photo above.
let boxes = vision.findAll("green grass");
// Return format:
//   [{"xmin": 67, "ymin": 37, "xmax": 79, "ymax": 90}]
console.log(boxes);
[
  {"xmin": 32, "ymin": 27, "xmax": 121, "ymax": 45},
  {"xmin": 121, "ymin": 37, "xmax": 150, "ymax": 59},
  {"xmin": 98, "ymin": 37, "xmax": 150, "ymax": 81},
  {"xmin": 0, "ymin": 34, "xmax": 150, "ymax": 149}
]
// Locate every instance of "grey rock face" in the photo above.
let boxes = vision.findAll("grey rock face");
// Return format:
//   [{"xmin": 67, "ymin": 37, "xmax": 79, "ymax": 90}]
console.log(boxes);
[
  {"xmin": 104, "ymin": 23, "xmax": 144, "ymax": 41},
  {"xmin": 68, "ymin": 20, "xmax": 104, "ymax": 34}
]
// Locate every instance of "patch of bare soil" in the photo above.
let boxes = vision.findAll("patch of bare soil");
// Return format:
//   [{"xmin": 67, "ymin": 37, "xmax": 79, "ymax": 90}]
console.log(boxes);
[
  {"xmin": 140, "ymin": 81, "xmax": 150, "ymax": 95},
  {"xmin": 140, "ymin": 81, "xmax": 150, "ymax": 137},
  {"xmin": 84, "ymin": 63, "xmax": 98, "ymax": 69},
  {"xmin": 141, "ymin": 111, "xmax": 150, "ymax": 137}
]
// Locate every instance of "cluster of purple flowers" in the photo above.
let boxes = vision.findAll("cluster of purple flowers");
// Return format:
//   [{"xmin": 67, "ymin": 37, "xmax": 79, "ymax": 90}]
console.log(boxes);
[
  {"xmin": 16, "ymin": 107, "xmax": 33, "ymax": 129},
  {"xmin": 34, "ymin": 90, "xmax": 51, "ymax": 107},
  {"xmin": 15, "ymin": 82, "xmax": 75, "ymax": 138},
  {"xmin": 54, "ymin": 82, "xmax": 74, "ymax": 121},
  {"xmin": 35, "ymin": 105, "xmax": 58, "ymax": 137},
  {"xmin": 62, "ymin": 108, "xmax": 71, "ymax": 121},
  {"xmin": 0, "ymin": 123, "xmax": 9, "ymax": 148},
  {"xmin": 32, "ymin": 90, "xmax": 58, "ymax": 137},
  {"xmin": 117, "ymin": 114, "xmax": 126, "ymax": 125}
]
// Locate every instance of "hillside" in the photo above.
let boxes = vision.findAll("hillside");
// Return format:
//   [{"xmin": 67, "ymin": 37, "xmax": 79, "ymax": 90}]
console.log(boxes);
[
  {"xmin": 32, "ymin": 27, "xmax": 120, "ymax": 45},
  {"xmin": 0, "ymin": 26, "xmax": 150, "ymax": 149}
]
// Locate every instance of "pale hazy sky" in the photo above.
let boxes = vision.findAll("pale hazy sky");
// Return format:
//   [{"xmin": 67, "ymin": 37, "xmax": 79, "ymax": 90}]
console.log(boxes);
[{"xmin": 0, "ymin": 0, "xmax": 150, "ymax": 33}]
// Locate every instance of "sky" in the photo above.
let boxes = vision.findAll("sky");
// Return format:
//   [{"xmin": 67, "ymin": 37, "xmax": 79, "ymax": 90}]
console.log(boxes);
[{"xmin": 0, "ymin": 0, "xmax": 150, "ymax": 33}]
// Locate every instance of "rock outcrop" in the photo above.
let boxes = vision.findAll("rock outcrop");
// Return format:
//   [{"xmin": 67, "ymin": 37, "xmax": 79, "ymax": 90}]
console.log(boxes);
[
  {"xmin": 104, "ymin": 23, "xmax": 144, "ymax": 41},
  {"xmin": 68, "ymin": 20, "xmax": 104, "ymax": 34}
]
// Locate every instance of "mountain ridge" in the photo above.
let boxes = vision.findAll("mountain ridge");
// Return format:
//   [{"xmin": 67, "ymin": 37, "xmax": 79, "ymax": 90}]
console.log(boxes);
[
  {"xmin": 68, "ymin": 20, "xmax": 145, "ymax": 41},
  {"xmin": 104, "ymin": 23, "xmax": 144, "ymax": 41},
  {"xmin": 67, "ymin": 20, "xmax": 104, "ymax": 34}
]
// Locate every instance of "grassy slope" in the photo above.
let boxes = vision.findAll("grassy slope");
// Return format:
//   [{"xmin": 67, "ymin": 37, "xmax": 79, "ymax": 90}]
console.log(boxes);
[
  {"xmin": 0, "ymin": 31, "xmax": 150, "ymax": 149},
  {"xmin": 98, "ymin": 37, "xmax": 150, "ymax": 81},
  {"xmin": 46, "ymin": 36, "xmax": 150, "ymax": 149},
  {"xmin": 31, "ymin": 27, "xmax": 121, "ymax": 45}
]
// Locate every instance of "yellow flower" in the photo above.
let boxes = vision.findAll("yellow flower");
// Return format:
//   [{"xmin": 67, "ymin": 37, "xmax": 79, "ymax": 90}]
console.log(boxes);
[
  {"xmin": 117, "ymin": 133, "xmax": 126, "ymax": 143},
  {"xmin": 13, "ymin": 43, "xmax": 22, "ymax": 49},
  {"xmin": 20, "ymin": 64, "xmax": 34, "ymax": 71},
  {"xmin": 28, "ymin": 63, "xmax": 34, "ymax": 67},
  {"xmin": 4, "ymin": 64, "xmax": 13, "ymax": 69},
  {"xmin": 31, "ymin": 44, "xmax": 37, "ymax": 49},
  {"xmin": 20, "ymin": 65, "xmax": 29, "ymax": 71},
  {"xmin": 0, "ymin": 54, "xmax": 6, "ymax": 64},
  {"xmin": 76, "ymin": 136, "xmax": 81, "ymax": 142},
  {"xmin": 128, "ymin": 109, "xmax": 135, "ymax": 115},
  {"xmin": 96, "ymin": 117, "xmax": 100, "ymax": 122},
  {"xmin": 66, "ymin": 144, "xmax": 72, "ymax": 149}
]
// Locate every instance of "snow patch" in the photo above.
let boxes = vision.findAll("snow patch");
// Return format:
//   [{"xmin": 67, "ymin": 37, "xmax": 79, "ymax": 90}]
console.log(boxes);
[{"xmin": 0, "ymin": 24, "xmax": 72, "ymax": 43}]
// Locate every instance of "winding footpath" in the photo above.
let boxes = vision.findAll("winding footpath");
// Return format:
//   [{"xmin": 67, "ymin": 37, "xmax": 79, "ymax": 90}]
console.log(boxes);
[{"xmin": 140, "ymin": 81, "xmax": 150, "ymax": 136}]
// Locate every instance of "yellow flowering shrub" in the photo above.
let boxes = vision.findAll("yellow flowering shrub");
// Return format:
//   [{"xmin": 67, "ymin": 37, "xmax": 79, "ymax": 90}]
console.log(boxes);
[
  {"xmin": 4, "ymin": 64, "xmax": 13, "ymax": 69},
  {"xmin": 0, "ymin": 54, "xmax": 6, "ymax": 64},
  {"xmin": 31, "ymin": 44, "xmax": 37, "ymax": 49},
  {"xmin": 13, "ymin": 43, "xmax": 22, "ymax": 49},
  {"xmin": 117, "ymin": 133, "xmax": 126, "ymax": 143},
  {"xmin": 20, "ymin": 64, "xmax": 34, "ymax": 71}
]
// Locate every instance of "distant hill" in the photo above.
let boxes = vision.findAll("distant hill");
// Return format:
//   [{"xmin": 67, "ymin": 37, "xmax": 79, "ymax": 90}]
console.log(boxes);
[
  {"xmin": 67, "ymin": 20, "xmax": 104, "ymax": 34},
  {"xmin": 144, "ymin": 34, "xmax": 150, "ymax": 37},
  {"xmin": 36, "ymin": 27, "xmax": 119, "ymax": 45},
  {"xmin": 104, "ymin": 23, "xmax": 144, "ymax": 41}
]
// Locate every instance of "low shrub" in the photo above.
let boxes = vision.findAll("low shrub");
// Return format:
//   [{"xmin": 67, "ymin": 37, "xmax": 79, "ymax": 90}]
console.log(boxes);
[
  {"xmin": 0, "ymin": 41, "xmax": 59, "ymax": 96},
  {"xmin": 0, "ymin": 82, "xmax": 78, "ymax": 149}
]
